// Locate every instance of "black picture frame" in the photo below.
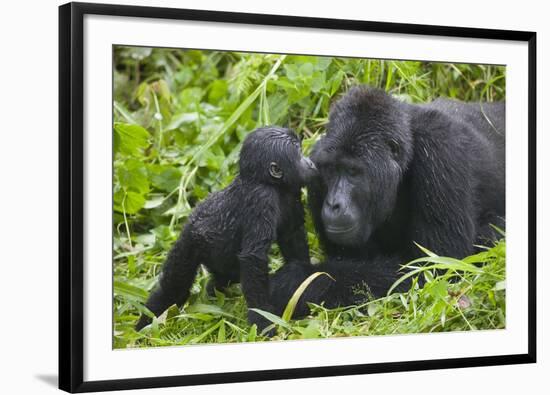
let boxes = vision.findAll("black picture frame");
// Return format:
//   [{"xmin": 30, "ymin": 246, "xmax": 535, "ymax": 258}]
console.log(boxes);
[{"xmin": 59, "ymin": 2, "xmax": 537, "ymax": 393}]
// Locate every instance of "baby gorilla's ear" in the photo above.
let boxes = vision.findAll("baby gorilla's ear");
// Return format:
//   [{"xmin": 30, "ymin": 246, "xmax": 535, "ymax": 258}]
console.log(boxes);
[{"xmin": 269, "ymin": 162, "xmax": 283, "ymax": 179}]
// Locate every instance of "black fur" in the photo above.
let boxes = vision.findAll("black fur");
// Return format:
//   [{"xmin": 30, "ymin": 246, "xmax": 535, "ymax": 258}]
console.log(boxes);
[
  {"xmin": 270, "ymin": 87, "xmax": 505, "ymax": 316},
  {"xmin": 136, "ymin": 126, "xmax": 316, "ymax": 332}
]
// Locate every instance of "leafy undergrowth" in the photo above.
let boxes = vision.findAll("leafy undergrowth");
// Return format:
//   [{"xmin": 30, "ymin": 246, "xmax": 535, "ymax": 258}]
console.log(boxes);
[
  {"xmin": 114, "ymin": 238, "xmax": 505, "ymax": 348},
  {"xmin": 112, "ymin": 47, "xmax": 506, "ymax": 348}
]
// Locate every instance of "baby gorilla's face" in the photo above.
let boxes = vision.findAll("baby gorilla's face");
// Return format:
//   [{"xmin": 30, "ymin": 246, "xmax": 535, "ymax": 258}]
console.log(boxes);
[{"xmin": 239, "ymin": 126, "xmax": 317, "ymax": 188}]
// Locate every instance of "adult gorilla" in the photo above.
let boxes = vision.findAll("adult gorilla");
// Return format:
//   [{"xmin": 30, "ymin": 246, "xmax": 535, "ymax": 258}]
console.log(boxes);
[{"xmin": 270, "ymin": 86, "xmax": 505, "ymax": 316}]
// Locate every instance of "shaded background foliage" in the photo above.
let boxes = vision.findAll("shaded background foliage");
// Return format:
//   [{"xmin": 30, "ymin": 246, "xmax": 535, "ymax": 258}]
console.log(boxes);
[{"xmin": 113, "ymin": 46, "xmax": 506, "ymax": 348}]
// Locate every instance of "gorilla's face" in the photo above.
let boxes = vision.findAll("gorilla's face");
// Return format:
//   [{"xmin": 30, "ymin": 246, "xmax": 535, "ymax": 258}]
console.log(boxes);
[
  {"xmin": 311, "ymin": 87, "xmax": 413, "ymax": 247},
  {"xmin": 240, "ymin": 126, "xmax": 317, "ymax": 189}
]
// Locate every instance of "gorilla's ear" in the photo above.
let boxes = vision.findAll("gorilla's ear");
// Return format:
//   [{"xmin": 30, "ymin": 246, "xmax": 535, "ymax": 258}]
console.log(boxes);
[{"xmin": 269, "ymin": 162, "xmax": 283, "ymax": 179}]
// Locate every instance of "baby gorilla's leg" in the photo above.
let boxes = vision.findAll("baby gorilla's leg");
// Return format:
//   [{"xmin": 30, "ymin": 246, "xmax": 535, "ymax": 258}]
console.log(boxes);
[
  {"xmin": 135, "ymin": 232, "xmax": 199, "ymax": 330},
  {"xmin": 206, "ymin": 270, "xmax": 240, "ymax": 297}
]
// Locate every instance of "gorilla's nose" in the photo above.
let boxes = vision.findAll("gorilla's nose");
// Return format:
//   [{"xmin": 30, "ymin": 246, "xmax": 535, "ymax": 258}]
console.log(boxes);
[
  {"xmin": 322, "ymin": 196, "xmax": 352, "ymax": 229},
  {"xmin": 321, "ymin": 193, "xmax": 360, "ymax": 243},
  {"xmin": 304, "ymin": 157, "xmax": 316, "ymax": 170},
  {"xmin": 324, "ymin": 198, "xmax": 342, "ymax": 215}
]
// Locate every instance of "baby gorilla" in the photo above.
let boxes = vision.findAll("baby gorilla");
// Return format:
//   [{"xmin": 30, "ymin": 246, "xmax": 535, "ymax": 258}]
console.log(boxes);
[{"xmin": 135, "ymin": 126, "xmax": 316, "ymax": 333}]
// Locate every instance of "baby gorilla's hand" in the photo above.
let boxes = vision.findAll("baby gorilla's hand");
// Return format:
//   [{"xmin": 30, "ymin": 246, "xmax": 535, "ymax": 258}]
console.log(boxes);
[
  {"xmin": 248, "ymin": 307, "xmax": 277, "ymax": 338},
  {"xmin": 135, "ymin": 314, "xmax": 153, "ymax": 331}
]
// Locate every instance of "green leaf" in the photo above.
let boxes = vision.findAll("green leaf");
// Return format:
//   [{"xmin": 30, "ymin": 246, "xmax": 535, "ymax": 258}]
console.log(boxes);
[
  {"xmin": 330, "ymin": 71, "xmax": 345, "ymax": 96},
  {"xmin": 494, "ymin": 280, "xmax": 506, "ymax": 291},
  {"xmin": 247, "ymin": 324, "xmax": 257, "ymax": 342},
  {"xmin": 429, "ymin": 280, "xmax": 449, "ymax": 299},
  {"xmin": 267, "ymin": 93, "xmax": 288, "ymax": 125},
  {"xmin": 149, "ymin": 165, "xmax": 182, "ymax": 192},
  {"xmin": 249, "ymin": 308, "xmax": 291, "ymax": 329},
  {"xmin": 114, "ymin": 280, "xmax": 148, "ymax": 302},
  {"xmin": 208, "ymin": 80, "xmax": 228, "ymax": 103},
  {"xmin": 284, "ymin": 64, "xmax": 299, "ymax": 80},
  {"xmin": 178, "ymin": 87, "xmax": 204, "ymax": 110},
  {"xmin": 282, "ymin": 271, "xmax": 334, "ymax": 322},
  {"xmin": 187, "ymin": 55, "xmax": 286, "ymax": 168},
  {"xmin": 166, "ymin": 112, "xmax": 199, "ymax": 130},
  {"xmin": 187, "ymin": 304, "xmax": 237, "ymax": 319},
  {"xmin": 310, "ymin": 71, "xmax": 326, "ymax": 93},
  {"xmin": 190, "ymin": 320, "xmax": 223, "ymax": 344},
  {"xmin": 217, "ymin": 320, "xmax": 226, "ymax": 343},
  {"xmin": 299, "ymin": 62, "xmax": 314, "ymax": 77},
  {"xmin": 413, "ymin": 242, "xmax": 438, "ymax": 257},
  {"xmin": 114, "ymin": 123, "xmax": 150, "ymax": 155},
  {"xmin": 316, "ymin": 57, "xmax": 332, "ymax": 71},
  {"xmin": 121, "ymin": 191, "xmax": 146, "ymax": 214},
  {"xmin": 296, "ymin": 320, "xmax": 322, "ymax": 339},
  {"xmin": 144, "ymin": 195, "xmax": 165, "ymax": 209},
  {"xmin": 367, "ymin": 303, "xmax": 378, "ymax": 317},
  {"xmin": 118, "ymin": 159, "xmax": 149, "ymax": 194}
]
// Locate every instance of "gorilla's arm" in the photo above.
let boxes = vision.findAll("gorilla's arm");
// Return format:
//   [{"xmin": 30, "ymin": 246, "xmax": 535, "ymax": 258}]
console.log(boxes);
[{"xmin": 269, "ymin": 255, "xmax": 412, "ymax": 319}]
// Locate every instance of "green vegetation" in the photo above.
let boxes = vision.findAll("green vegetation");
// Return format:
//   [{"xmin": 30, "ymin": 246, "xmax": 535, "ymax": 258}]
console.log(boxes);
[{"xmin": 113, "ymin": 46, "xmax": 506, "ymax": 348}]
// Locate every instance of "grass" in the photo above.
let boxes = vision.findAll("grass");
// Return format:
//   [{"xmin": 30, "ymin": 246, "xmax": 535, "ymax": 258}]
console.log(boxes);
[{"xmin": 112, "ymin": 46, "xmax": 506, "ymax": 348}]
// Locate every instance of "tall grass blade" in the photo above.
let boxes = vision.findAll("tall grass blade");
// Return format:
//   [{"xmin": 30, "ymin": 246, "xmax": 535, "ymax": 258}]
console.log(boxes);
[{"xmin": 282, "ymin": 271, "xmax": 334, "ymax": 322}]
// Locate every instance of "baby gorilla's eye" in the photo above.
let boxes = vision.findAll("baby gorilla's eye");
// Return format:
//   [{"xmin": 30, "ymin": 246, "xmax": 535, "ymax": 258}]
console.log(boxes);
[{"xmin": 388, "ymin": 139, "xmax": 400, "ymax": 156}]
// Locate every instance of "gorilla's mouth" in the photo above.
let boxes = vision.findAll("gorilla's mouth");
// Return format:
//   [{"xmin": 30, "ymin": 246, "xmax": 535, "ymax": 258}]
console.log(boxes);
[
  {"xmin": 324, "ymin": 221, "xmax": 370, "ymax": 246},
  {"xmin": 324, "ymin": 222, "xmax": 362, "ymax": 245},
  {"xmin": 325, "ymin": 223, "xmax": 358, "ymax": 234}
]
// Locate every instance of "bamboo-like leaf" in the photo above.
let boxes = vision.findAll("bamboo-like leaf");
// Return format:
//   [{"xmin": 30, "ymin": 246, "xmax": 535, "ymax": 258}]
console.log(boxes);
[
  {"xmin": 413, "ymin": 242, "xmax": 437, "ymax": 257},
  {"xmin": 114, "ymin": 280, "xmax": 148, "ymax": 302},
  {"xmin": 187, "ymin": 55, "xmax": 286, "ymax": 167},
  {"xmin": 249, "ymin": 308, "xmax": 291, "ymax": 329},
  {"xmin": 189, "ymin": 320, "xmax": 223, "ymax": 344},
  {"xmin": 186, "ymin": 303, "xmax": 238, "ymax": 320}
]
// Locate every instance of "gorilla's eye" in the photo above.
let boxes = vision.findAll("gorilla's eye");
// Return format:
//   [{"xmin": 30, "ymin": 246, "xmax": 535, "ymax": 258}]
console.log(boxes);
[
  {"xmin": 388, "ymin": 139, "xmax": 400, "ymax": 156},
  {"xmin": 269, "ymin": 162, "xmax": 284, "ymax": 179},
  {"xmin": 346, "ymin": 167, "xmax": 360, "ymax": 177}
]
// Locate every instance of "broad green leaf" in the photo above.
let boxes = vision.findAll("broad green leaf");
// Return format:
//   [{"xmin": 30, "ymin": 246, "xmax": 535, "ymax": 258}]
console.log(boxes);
[
  {"xmin": 122, "ymin": 191, "xmax": 146, "ymax": 214},
  {"xmin": 144, "ymin": 195, "xmax": 165, "ymax": 209},
  {"xmin": 208, "ymin": 80, "xmax": 228, "ymax": 103},
  {"xmin": 299, "ymin": 62, "xmax": 314, "ymax": 77},
  {"xmin": 114, "ymin": 123, "xmax": 150, "ymax": 155},
  {"xmin": 166, "ymin": 112, "xmax": 199, "ymax": 130},
  {"xmin": 149, "ymin": 165, "xmax": 182, "ymax": 192},
  {"xmin": 296, "ymin": 320, "xmax": 322, "ymax": 339},
  {"xmin": 118, "ymin": 159, "xmax": 149, "ymax": 194}
]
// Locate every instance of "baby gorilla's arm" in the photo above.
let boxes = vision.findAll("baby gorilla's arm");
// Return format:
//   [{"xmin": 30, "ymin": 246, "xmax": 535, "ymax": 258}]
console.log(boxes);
[
  {"xmin": 238, "ymin": 213, "xmax": 279, "ymax": 334},
  {"xmin": 277, "ymin": 200, "xmax": 310, "ymax": 266}
]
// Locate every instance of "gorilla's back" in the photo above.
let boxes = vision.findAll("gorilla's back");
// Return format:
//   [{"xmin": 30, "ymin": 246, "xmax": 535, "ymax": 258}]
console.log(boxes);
[
  {"xmin": 426, "ymin": 98, "xmax": 505, "ymax": 148},
  {"xmin": 425, "ymin": 97, "xmax": 506, "ymax": 227}
]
